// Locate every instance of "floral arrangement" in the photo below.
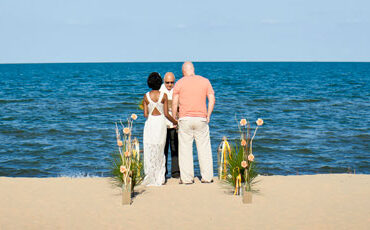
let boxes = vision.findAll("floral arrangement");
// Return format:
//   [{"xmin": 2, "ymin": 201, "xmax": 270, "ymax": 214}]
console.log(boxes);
[
  {"xmin": 219, "ymin": 118, "xmax": 263, "ymax": 195},
  {"xmin": 112, "ymin": 113, "xmax": 144, "ymax": 191}
]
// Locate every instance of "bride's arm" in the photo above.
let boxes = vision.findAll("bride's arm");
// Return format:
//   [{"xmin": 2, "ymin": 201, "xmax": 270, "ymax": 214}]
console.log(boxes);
[
  {"xmin": 163, "ymin": 94, "xmax": 177, "ymax": 125},
  {"xmin": 143, "ymin": 95, "xmax": 149, "ymax": 118}
]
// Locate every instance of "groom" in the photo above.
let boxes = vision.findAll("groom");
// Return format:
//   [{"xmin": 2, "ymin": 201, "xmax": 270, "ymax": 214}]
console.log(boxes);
[{"xmin": 172, "ymin": 62, "xmax": 215, "ymax": 184}]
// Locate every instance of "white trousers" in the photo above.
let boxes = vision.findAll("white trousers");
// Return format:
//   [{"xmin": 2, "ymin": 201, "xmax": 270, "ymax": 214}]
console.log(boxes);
[{"xmin": 178, "ymin": 117, "xmax": 214, "ymax": 183}]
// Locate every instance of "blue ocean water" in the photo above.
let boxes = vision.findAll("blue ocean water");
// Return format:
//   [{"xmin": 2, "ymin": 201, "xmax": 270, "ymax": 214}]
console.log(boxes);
[{"xmin": 0, "ymin": 62, "xmax": 369, "ymax": 177}]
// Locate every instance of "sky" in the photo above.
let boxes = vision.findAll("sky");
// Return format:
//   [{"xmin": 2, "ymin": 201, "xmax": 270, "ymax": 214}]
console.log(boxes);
[{"xmin": 0, "ymin": 0, "xmax": 369, "ymax": 63}]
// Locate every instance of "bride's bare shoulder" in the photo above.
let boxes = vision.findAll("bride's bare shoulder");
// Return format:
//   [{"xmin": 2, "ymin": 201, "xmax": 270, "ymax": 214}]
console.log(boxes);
[{"xmin": 161, "ymin": 93, "xmax": 168, "ymax": 103}]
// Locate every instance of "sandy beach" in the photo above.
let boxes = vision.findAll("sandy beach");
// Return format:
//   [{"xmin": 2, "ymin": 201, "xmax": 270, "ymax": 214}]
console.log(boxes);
[{"xmin": 0, "ymin": 174, "xmax": 369, "ymax": 230}]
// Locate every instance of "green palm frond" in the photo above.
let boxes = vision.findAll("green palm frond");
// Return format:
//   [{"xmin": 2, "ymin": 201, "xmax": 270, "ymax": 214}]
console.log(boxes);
[
  {"xmin": 225, "ymin": 140, "xmax": 258, "ymax": 190},
  {"xmin": 110, "ymin": 150, "xmax": 144, "ymax": 189},
  {"xmin": 110, "ymin": 150, "xmax": 124, "ymax": 186},
  {"xmin": 225, "ymin": 141, "xmax": 245, "ymax": 187}
]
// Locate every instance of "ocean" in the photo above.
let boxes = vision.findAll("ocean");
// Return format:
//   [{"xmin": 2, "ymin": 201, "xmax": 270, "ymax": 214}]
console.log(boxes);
[{"xmin": 0, "ymin": 62, "xmax": 369, "ymax": 177}]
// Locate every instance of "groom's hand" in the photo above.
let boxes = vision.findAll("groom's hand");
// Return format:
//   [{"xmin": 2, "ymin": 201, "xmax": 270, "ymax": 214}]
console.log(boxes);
[{"xmin": 206, "ymin": 115, "xmax": 211, "ymax": 123}]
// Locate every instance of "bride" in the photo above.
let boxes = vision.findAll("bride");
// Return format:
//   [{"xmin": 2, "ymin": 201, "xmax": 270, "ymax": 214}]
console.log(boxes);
[{"xmin": 143, "ymin": 72, "xmax": 178, "ymax": 186}]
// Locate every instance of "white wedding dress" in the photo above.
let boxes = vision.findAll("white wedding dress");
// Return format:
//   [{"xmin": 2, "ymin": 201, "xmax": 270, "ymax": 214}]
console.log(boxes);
[{"xmin": 143, "ymin": 91, "xmax": 167, "ymax": 186}]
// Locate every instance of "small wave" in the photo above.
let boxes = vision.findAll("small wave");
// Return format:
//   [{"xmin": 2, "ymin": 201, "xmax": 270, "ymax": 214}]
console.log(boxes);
[
  {"xmin": 21, "ymin": 142, "xmax": 49, "ymax": 148},
  {"xmin": 117, "ymin": 93, "xmax": 130, "ymax": 96},
  {"xmin": 296, "ymin": 148, "xmax": 315, "ymax": 154},
  {"xmin": 60, "ymin": 150, "xmax": 79, "ymax": 156},
  {"xmin": 307, "ymin": 156, "xmax": 332, "ymax": 162},
  {"xmin": 0, "ymin": 98, "xmax": 34, "ymax": 104},
  {"xmin": 357, "ymin": 164, "xmax": 370, "ymax": 170},
  {"xmin": 252, "ymin": 146, "xmax": 276, "ymax": 153},
  {"xmin": 317, "ymin": 165, "xmax": 352, "ymax": 172},
  {"xmin": 46, "ymin": 128, "xmax": 59, "ymax": 134},
  {"xmin": 212, "ymin": 110, "xmax": 223, "ymax": 115},
  {"xmin": 0, "ymin": 129, "xmax": 26, "ymax": 134},
  {"xmin": 289, "ymin": 98, "xmax": 322, "ymax": 103},
  {"xmin": 1, "ymin": 116, "xmax": 16, "ymax": 121},
  {"xmin": 120, "ymin": 102, "xmax": 137, "ymax": 105},
  {"xmin": 88, "ymin": 106, "xmax": 122, "ymax": 112},
  {"xmin": 6, "ymin": 168, "xmax": 52, "ymax": 177},
  {"xmin": 353, "ymin": 134, "xmax": 369, "ymax": 140},
  {"xmin": 331, "ymin": 103, "xmax": 346, "ymax": 107},
  {"xmin": 40, "ymin": 89, "xmax": 53, "ymax": 93},
  {"xmin": 62, "ymin": 130, "xmax": 91, "ymax": 136},
  {"xmin": 252, "ymin": 98, "xmax": 276, "ymax": 103},
  {"xmin": 98, "ymin": 84, "xmax": 114, "ymax": 88},
  {"xmin": 326, "ymin": 83, "xmax": 341, "ymax": 87},
  {"xmin": 258, "ymin": 167, "xmax": 292, "ymax": 175},
  {"xmin": 282, "ymin": 109, "xmax": 301, "ymax": 112},
  {"xmin": 354, "ymin": 156, "xmax": 369, "ymax": 160},
  {"xmin": 258, "ymin": 138, "xmax": 283, "ymax": 145}
]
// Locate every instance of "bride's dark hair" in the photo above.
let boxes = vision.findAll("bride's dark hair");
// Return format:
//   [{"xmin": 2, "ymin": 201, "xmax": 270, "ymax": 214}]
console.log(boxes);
[{"xmin": 147, "ymin": 72, "xmax": 163, "ymax": 90}]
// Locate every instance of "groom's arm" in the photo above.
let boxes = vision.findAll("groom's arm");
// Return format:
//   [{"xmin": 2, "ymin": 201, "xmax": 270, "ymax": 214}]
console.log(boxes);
[
  {"xmin": 206, "ymin": 80, "xmax": 215, "ymax": 123},
  {"xmin": 207, "ymin": 93, "xmax": 215, "ymax": 123}
]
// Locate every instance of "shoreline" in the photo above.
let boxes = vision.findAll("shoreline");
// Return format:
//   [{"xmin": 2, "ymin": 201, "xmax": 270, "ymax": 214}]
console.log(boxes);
[
  {"xmin": 1, "ymin": 171, "xmax": 365, "ymax": 179},
  {"xmin": 1, "ymin": 174, "xmax": 369, "ymax": 229}
]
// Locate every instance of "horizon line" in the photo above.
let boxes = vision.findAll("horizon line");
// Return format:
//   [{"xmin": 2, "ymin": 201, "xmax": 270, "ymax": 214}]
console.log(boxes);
[{"xmin": 1, "ymin": 60, "xmax": 370, "ymax": 65}]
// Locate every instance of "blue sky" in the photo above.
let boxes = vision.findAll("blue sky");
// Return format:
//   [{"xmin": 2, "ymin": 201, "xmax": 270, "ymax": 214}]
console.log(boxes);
[{"xmin": 0, "ymin": 0, "xmax": 369, "ymax": 63}]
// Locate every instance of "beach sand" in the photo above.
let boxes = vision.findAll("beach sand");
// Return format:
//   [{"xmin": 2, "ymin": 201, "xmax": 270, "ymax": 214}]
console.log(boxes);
[{"xmin": 0, "ymin": 174, "xmax": 369, "ymax": 229}]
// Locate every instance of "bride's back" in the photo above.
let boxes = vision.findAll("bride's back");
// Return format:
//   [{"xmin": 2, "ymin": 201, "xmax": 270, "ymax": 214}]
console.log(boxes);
[{"xmin": 147, "ymin": 90, "xmax": 164, "ymax": 116}]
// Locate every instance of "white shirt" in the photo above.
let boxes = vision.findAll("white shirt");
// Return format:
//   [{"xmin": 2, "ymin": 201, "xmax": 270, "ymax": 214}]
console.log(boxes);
[{"xmin": 159, "ymin": 84, "xmax": 174, "ymax": 128}]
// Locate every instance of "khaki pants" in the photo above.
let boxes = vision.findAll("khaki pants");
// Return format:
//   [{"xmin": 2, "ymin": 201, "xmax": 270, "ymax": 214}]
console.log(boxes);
[{"xmin": 178, "ymin": 117, "xmax": 214, "ymax": 183}]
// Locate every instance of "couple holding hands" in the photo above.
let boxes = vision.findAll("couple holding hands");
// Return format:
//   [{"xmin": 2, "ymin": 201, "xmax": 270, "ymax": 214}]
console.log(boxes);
[{"xmin": 142, "ymin": 62, "xmax": 215, "ymax": 186}]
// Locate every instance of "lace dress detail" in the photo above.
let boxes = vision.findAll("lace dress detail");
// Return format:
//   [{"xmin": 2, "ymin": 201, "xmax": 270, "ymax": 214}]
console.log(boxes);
[{"xmin": 143, "ymin": 91, "xmax": 167, "ymax": 186}]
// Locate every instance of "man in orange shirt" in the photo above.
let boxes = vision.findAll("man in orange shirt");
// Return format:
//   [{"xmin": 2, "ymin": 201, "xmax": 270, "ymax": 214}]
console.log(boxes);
[{"xmin": 172, "ymin": 62, "xmax": 215, "ymax": 184}]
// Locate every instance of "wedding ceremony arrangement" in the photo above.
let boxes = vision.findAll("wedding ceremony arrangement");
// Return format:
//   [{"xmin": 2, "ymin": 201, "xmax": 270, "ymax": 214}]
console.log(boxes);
[
  {"xmin": 113, "ymin": 113, "xmax": 263, "ymax": 205},
  {"xmin": 2, "ymin": 1, "xmax": 370, "ymax": 229}
]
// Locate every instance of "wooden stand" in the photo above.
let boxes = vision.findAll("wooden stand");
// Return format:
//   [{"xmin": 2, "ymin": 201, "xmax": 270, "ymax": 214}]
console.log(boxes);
[
  {"xmin": 122, "ymin": 183, "xmax": 132, "ymax": 205},
  {"xmin": 243, "ymin": 191, "xmax": 252, "ymax": 204}
]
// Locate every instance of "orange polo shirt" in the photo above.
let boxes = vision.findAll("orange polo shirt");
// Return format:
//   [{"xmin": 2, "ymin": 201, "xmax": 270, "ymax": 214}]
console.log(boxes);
[{"xmin": 173, "ymin": 75, "xmax": 214, "ymax": 118}]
